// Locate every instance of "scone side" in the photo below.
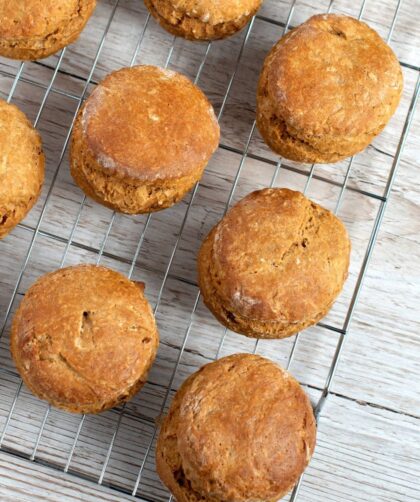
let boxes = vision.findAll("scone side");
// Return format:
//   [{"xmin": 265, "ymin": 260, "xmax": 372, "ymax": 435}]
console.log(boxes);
[
  {"xmin": 256, "ymin": 90, "xmax": 351, "ymax": 164},
  {"xmin": 0, "ymin": 104, "xmax": 45, "ymax": 239},
  {"xmin": 256, "ymin": 56, "xmax": 371, "ymax": 164},
  {"xmin": 255, "ymin": 37, "xmax": 342, "ymax": 163},
  {"xmin": 256, "ymin": 76, "xmax": 396, "ymax": 164},
  {"xmin": 0, "ymin": 0, "xmax": 96, "ymax": 60},
  {"xmin": 0, "ymin": 185, "xmax": 44, "ymax": 239},
  {"xmin": 156, "ymin": 371, "xmax": 205, "ymax": 502},
  {"xmin": 70, "ymin": 110, "xmax": 204, "ymax": 214},
  {"xmin": 256, "ymin": 15, "xmax": 404, "ymax": 163},
  {"xmin": 144, "ymin": 0, "xmax": 260, "ymax": 41}
]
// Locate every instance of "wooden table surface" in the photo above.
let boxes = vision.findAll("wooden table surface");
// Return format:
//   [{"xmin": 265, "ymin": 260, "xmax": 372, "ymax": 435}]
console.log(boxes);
[{"xmin": 0, "ymin": 0, "xmax": 419, "ymax": 501}]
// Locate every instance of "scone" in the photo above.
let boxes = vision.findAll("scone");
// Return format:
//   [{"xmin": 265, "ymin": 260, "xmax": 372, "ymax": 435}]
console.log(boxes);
[
  {"xmin": 156, "ymin": 353, "xmax": 316, "ymax": 502},
  {"xmin": 198, "ymin": 188, "xmax": 351, "ymax": 339},
  {"xmin": 256, "ymin": 14, "xmax": 403, "ymax": 163},
  {"xmin": 144, "ymin": 0, "xmax": 262, "ymax": 40},
  {"xmin": 0, "ymin": 99, "xmax": 45, "ymax": 239},
  {"xmin": 0, "ymin": 0, "xmax": 96, "ymax": 60},
  {"xmin": 70, "ymin": 65, "xmax": 220, "ymax": 214},
  {"xmin": 10, "ymin": 265, "xmax": 159, "ymax": 414}
]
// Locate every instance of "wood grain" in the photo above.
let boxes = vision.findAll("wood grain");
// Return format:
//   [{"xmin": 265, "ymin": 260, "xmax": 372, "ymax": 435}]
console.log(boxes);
[
  {"xmin": 0, "ymin": 0, "xmax": 419, "ymax": 500},
  {"xmin": 0, "ymin": 451, "xmax": 137, "ymax": 501}
]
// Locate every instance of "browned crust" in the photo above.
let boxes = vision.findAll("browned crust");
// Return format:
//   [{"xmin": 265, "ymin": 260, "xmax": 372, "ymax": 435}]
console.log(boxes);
[
  {"xmin": 70, "ymin": 113, "xmax": 204, "ymax": 214},
  {"xmin": 197, "ymin": 188, "xmax": 351, "ymax": 339},
  {"xmin": 256, "ymin": 14, "xmax": 403, "ymax": 163},
  {"xmin": 198, "ymin": 228, "xmax": 332, "ymax": 339},
  {"xmin": 10, "ymin": 265, "xmax": 159, "ymax": 414},
  {"xmin": 156, "ymin": 354, "xmax": 316, "ymax": 502},
  {"xmin": 144, "ymin": 0, "xmax": 262, "ymax": 41},
  {"xmin": 0, "ymin": 99, "xmax": 45, "ymax": 239},
  {"xmin": 70, "ymin": 65, "xmax": 220, "ymax": 214},
  {"xmin": 0, "ymin": 0, "xmax": 96, "ymax": 60}
]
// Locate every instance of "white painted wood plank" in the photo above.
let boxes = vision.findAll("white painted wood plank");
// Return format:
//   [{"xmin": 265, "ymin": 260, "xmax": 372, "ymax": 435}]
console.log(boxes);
[
  {"xmin": 299, "ymin": 394, "xmax": 420, "ymax": 502},
  {"xmin": 0, "ymin": 0, "xmax": 419, "ymax": 500},
  {"xmin": 0, "ymin": 450, "xmax": 138, "ymax": 501}
]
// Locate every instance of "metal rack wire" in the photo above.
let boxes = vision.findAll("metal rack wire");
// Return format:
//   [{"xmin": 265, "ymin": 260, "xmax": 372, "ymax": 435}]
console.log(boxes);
[{"xmin": 0, "ymin": 0, "xmax": 418, "ymax": 500}]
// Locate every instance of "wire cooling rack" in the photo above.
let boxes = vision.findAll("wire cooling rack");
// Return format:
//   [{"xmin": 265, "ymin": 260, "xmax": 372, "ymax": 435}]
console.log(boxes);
[{"xmin": 0, "ymin": 0, "xmax": 418, "ymax": 500}]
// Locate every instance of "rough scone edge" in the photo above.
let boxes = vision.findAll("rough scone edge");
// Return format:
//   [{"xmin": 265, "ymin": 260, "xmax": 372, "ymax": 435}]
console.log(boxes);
[
  {"xmin": 144, "ymin": 0, "xmax": 260, "ymax": 40},
  {"xmin": 0, "ymin": 0, "xmax": 96, "ymax": 60},
  {"xmin": 70, "ymin": 109, "xmax": 205, "ymax": 214}
]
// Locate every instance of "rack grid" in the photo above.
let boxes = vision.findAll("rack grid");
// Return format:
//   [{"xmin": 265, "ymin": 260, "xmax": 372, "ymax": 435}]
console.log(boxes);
[{"xmin": 0, "ymin": 0, "xmax": 418, "ymax": 500}]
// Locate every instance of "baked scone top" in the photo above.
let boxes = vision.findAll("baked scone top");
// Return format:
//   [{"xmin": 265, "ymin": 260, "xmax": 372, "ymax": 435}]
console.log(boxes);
[
  {"xmin": 204, "ymin": 188, "xmax": 350, "ymax": 324},
  {"xmin": 11, "ymin": 265, "xmax": 158, "ymax": 413},
  {"xmin": 0, "ymin": 100, "xmax": 44, "ymax": 234},
  {"xmin": 80, "ymin": 65, "xmax": 220, "ymax": 182},
  {"xmin": 0, "ymin": 0, "xmax": 95, "ymax": 39},
  {"xmin": 160, "ymin": 354, "xmax": 316, "ymax": 501},
  {"xmin": 156, "ymin": 0, "xmax": 262, "ymax": 25},
  {"xmin": 262, "ymin": 14, "xmax": 403, "ymax": 137}
]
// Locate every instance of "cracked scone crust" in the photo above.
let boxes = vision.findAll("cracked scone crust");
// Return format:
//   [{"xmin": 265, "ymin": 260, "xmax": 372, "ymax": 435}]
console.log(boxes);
[
  {"xmin": 144, "ymin": 0, "xmax": 262, "ymax": 40},
  {"xmin": 0, "ymin": 0, "xmax": 96, "ymax": 60},
  {"xmin": 70, "ymin": 65, "xmax": 220, "ymax": 214},
  {"xmin": 156, "ymin": 354, "xmax": 316, "ymax": 502},
  {"xmin": 0, "ymin": 100, "xmax": 45, "ymax": 239},
  {"xmin": 256, "ymin": 14, "xmax": 403, "ymax": 164},
  {"xmin": 10, "ymin": 264, "xmax": 159, "ymax": 414},
  {"xmin": 198, "ymin": 188, "xmax": 351, "ymax": 339}
]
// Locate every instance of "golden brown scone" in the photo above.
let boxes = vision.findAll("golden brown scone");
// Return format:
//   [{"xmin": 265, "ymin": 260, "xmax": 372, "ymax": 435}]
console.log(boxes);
[
  {"xmin": 198, "ymin": 188, "xmax": 351, "ymax": 339},
  {"xmin": 0, "ymin": 99, "xmax": 45, "ymax": 239},
  {"xmin": 0, "ymin": 0, "xmax": 96, "ymax": 60},
  {"xmin": 10, "ymin": 265, "xmax": 159, "ymax": 414},
  {"xmin": 144, "ymin": 0, "xmax": 262, "ymax": 40},
  {"xmin": 256, "ymin": 14, "xmax": 403, "ymax": 164},
  {"xmin": 70, "ymin": 65, "xmax": 220, "ymax": 214},
  {"xmin": 157, "ymin": 353, "xmax": 316, "ymax": 502}
]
